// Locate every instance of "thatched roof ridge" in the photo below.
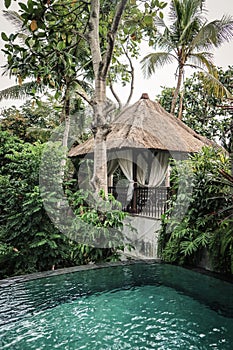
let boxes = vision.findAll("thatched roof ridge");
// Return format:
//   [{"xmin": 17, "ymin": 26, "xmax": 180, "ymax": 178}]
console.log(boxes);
[{"xmin": 69, "ymin": 94, "xmax": 216, "ymax": 157}]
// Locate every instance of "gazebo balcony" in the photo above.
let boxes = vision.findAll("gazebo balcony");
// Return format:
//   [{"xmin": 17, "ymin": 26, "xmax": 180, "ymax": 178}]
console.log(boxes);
[{"xmin": 108, "ymin": 186, "xmax": 170, "ymax": 219}]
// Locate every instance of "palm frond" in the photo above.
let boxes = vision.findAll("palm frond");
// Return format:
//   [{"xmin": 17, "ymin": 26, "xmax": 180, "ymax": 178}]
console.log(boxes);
[
  {"xmin": 153, "ymin": 16, "xmax": 167, "ymax": 29},
  {"xmin": 188, "ymin": 52, "xmax": 214, "ymax": 70},
  {"xmin": 179, "ymin": 17, "xmax": 203, "ymax": 46},
  {"xmin": 0, "ymin": 82, "xmax": 41, "ymax": 102},
  {"xmin": 210, "ymin": 15, "xmax": 233, "ymax": 47},
  {"xmin": 140, "ymin": 52, "xmax": 176, "ymax": 78},
  {"xmin": 169, "ymin": 0, "xmax": 182, "ymax": 23},
  {"xmin": 3, "ymin": 10, "xmax": 29, "ymax": 35},
  {"xmin": 182, "ymin": 0, "xmax": 205, "ymax": 24},
  {"xmin": 190, "ymin": 15, "xmax": 233, "ymax": 52},
  {"xmin": 170, "ymin": 0, "xmax": 204, "ymax": 35},
  {"xmin": 189, "ymin": 24, "xmax": 217, "ymax": 52},
  {"xmin": 154, "ymin": 29, "xmax": 176, "ymax": 52},
  {"xmin": 186, "ymin": 64, "xmax": 233, "ymax": 99}
]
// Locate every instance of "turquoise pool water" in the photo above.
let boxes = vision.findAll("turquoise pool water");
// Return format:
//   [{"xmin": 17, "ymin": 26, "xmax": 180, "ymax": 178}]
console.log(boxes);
[{"xmin": 1, "ymin": 263, "xmax": 233, "ymax": 349}]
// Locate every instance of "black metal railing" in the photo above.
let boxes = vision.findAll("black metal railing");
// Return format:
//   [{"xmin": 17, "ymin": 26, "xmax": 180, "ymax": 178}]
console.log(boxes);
[{"xmin": 108, "ymin": 186, "xmax": 170, "ymax": 218}]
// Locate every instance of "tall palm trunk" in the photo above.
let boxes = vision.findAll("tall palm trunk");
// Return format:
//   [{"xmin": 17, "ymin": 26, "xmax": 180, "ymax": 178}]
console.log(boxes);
[
  {"xmin": 170, "ymin": 62, "xmax": 184, "ymax": 117},
  {"xmin": 178, "ymin": 89, "xmax": 184, "ymax": 120}
]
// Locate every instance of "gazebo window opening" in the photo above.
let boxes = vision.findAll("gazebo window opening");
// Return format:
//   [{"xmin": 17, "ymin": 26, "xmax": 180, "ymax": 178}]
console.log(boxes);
[{"xmin": 107, "ymin": 149, "xmax": 170, "ymax": 216}]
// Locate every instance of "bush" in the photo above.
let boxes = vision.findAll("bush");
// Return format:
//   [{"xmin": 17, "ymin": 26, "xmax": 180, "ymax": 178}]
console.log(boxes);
[
  {"xmin": 0, "ymin": 131, "xmax": 129, "ymax": 278},
  {"xmin": 158, "ymin": 146, "xmax": 233, "ymax": 273}
]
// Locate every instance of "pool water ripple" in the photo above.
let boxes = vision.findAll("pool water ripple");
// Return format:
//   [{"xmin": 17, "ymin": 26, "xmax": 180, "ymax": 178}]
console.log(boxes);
[{"xmin": 0, "ymin": 263, "xmax": 233, "ymax": 349}]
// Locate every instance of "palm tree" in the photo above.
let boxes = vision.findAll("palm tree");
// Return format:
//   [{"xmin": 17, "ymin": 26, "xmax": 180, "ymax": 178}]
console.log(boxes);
[{"xmin": 141, "ymin": 0, "xmax": 233, "ymax": 118}]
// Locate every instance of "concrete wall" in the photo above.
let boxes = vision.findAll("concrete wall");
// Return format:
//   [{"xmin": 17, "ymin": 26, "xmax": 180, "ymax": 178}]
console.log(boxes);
[
  {"xmin": 123, "ymin": 215, "xmax": 161, "ymax": 259},
  {"xmin": 122, "ymin": 216, "xmax": 216, "ymax": 273}
]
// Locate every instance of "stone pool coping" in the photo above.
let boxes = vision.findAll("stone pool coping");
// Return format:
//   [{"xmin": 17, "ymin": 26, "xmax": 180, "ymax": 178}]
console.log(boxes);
[
  {"xmin": 1, "ymin": 259, "xmax": 233, "ymax": 287},
  {"xmin": 0, "ymin": 258, "xmax": 162, "ymax": 287}
]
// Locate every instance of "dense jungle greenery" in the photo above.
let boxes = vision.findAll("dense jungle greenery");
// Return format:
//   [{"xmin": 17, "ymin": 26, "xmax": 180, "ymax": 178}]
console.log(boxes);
[
  {"xmin": 1, "ymin": 72, "xmax": 232, "ymax": 277},
  {"xmin": 158, "ymin": 66, "xmax": 233, "ymax": 275},
  {"xmin": 158, "ymin": 147, "xmax": 233, "ymax": 274},
  {"xmin": 157, "ymin": 66, "xmax": 233, "ymax": 153},
  {"xmin": 0, "ymin": 0, "xmax": 167, "ymax": 278},
  {"xmin": 0, "ymin": 120, "xmax": 129, "ymax": 278}
]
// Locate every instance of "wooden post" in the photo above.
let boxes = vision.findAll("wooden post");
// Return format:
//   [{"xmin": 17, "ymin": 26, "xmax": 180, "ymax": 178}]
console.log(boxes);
[{"xmin": 132, "ymin": 150, "xmax": 138, "ymax": 213}]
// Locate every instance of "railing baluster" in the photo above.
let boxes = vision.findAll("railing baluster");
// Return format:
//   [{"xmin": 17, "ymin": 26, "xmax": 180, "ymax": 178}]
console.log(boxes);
[{"xmin": 108, "ymin": 186, "xmax": 169, "ymax": 218}]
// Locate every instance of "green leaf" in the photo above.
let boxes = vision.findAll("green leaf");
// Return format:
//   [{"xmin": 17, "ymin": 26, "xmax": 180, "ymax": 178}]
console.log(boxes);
[
  {"xmin": 159, "ymin": 11, "xmax": 164, "ymax": 19},
  {"xmin": 144, "ymin": 15, "xmax": 153, "ymax": 26},
  {"xmin": 19, "ymin": 2, "xmax": 28, "ymax": 11},
  {"xmin": 1, "ymin": 32, "xmax": 8, "ymax": 41},
  {"xmin": 48, "ymin": 240, "xmax": 58, "ymax": 249},
  {"xmin": 4, "ymin": 0, "xmax": 11, "ymax": 9},
  {"xmin": 31, "ymin": 239, "xmax": 47, "ymax": 247},
  {"xmin": 160, "ymin": 2, "xmax": 167, "ymax": 9},
  {"xmin": 57, "ymin": 41, "xmax": 66, "ymax": 50}
]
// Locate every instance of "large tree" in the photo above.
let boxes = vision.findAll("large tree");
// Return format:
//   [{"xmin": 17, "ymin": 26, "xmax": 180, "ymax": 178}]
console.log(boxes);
[
  {"xmin": 141, "ymin": 0, "xmax": 233, "ymax": 118},
  {"xmin": 2, "ymin": 0, "xmax": 165, "ymax": 194}
]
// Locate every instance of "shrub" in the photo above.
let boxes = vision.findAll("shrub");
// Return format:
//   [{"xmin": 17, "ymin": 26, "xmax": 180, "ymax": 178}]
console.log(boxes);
[{"xmin": 158, "ymin": 146, "xmax": 233, "ymax": 273}]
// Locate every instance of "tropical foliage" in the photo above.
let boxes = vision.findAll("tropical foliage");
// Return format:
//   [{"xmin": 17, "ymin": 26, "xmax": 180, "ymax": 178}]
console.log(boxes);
[
  {"xmin": 0, "ymin": 99, "xmax": 60, "ymax": 142},
  {"xmin": 2, "ymin": 0, "xmax": 168, "ymax": 194},
  {"xmin": 141, "ymin": 0, "xmax": 233, "ymax": 117},
  {"xmin": 0, "ymin": 130, "xmax": 129, "ymax": 279},
  {"xmin": 0, "ymin": 97, "xmax": 92, "ymax": 144},
  {"xmin": 158, "ymin": 147, "xmax": 233, "ymax": 274},
  {"xmin": 157, "ymin": 66, "xmax": 233, "ymax": 153}
]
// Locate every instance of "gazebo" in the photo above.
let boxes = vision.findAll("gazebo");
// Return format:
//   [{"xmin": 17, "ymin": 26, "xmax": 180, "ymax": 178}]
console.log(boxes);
[{"xmin": 69, "ymin": 93, "xmax": 215, "ymax": 217}]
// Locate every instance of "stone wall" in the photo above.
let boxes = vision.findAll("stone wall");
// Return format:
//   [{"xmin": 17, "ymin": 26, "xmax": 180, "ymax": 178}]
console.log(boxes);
[{"xmin": 123, "ymin": 216, "xmax": 161, "ymax": 259}]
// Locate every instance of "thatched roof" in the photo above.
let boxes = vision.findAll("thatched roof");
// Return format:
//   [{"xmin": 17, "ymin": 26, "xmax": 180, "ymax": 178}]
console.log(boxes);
[{"xmin": 69, "ymin": 93, "xmax": 215, "ymax": 157}]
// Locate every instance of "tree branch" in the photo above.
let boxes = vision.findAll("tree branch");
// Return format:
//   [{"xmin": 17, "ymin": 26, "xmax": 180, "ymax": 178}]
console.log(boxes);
[
  {"xmin": 74, "ymin": 88, "xmax": 93, "ymax": 106},
  {"xmin": 109, "ymin": 82, "xmax": 123, "ymax": 110},
  {"xmin": 123, "ymin": 45, "xmax": 134, "ymax": 107},
  {"xmin": 101, "ymin": 0, "xmax": 128, "ymax": 79}
]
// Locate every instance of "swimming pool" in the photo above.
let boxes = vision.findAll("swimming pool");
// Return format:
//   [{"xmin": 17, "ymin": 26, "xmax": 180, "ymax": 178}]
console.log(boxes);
[{"xmin": 1, "ymin": 262, "xmax": 233, "ymax": 349}]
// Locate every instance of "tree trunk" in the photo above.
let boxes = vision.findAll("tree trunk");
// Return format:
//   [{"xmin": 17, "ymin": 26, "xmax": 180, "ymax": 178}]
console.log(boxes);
[
  {"xmin": 62, "ymin": 98, "xmax": 70, "ymax": 149},
  {"xmin": 170, "ymin": 64, "xmax": 184, "ymax": 117},
  {"xmin": 230, "ymin": 152, "xmax": 233, "ymax": 177},
  {"xmin": 178, "ymin": 89, "xmax": 184, "ymax": 120},
  {"xmin": 60, "ymin": 93, "xmax": 70, "ymax": 178},
  {"xmin": 88, "ymin": 0, "xmax": 128, "ymax": 195},
  {"xmin": 91, "ymin": 79, "xmax": 109, "ymax": 194},
  {"xmin": 56, "ymin": 92, "xmax": 71, "ymax": 211},
  {"xmin": 91, "ymin": 125, "xmax": 108, "ymax": 194}
]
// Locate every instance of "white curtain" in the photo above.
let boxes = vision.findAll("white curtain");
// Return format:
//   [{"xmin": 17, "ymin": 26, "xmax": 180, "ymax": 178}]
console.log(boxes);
[
  {"xmin": 136, "ymin": 153, "xmax": 147, "ymax": 186},
  {"xmin": 116, "ymin": 150, "xmax": 169, "ymax": 188},
  {"xmin": 107, "ymin": 158, "xmax": 118, "ymax": 187},
  {"xmin": 107, "ymin": 158, "xmax": 119, "ymax": 176},
  {"xmin": 148, "ymin": 152, "xmax": 169, "ymax": 187},
  {"xmin": 107, "ymin": 150, "xmax": 169, "ymax": 199},
  {"xmin": 116, "ymin": 150, "xmax": 134, "ymax": 201}
]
